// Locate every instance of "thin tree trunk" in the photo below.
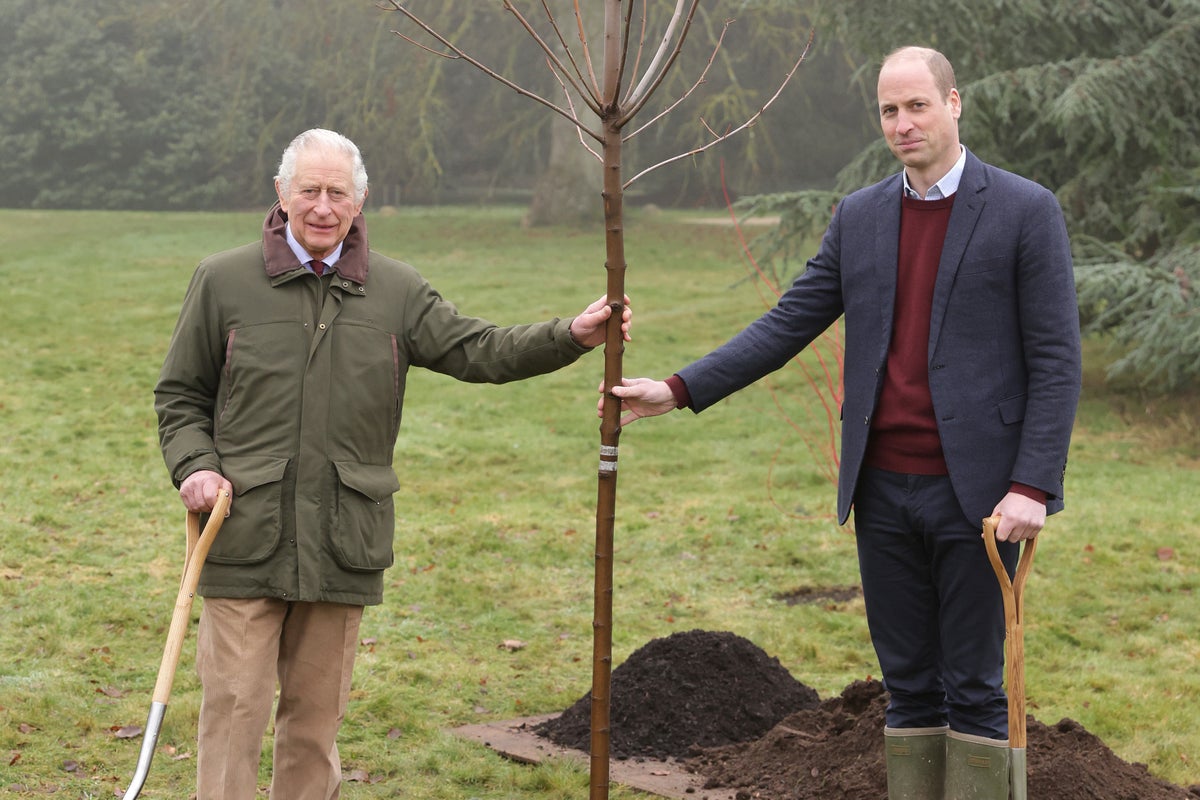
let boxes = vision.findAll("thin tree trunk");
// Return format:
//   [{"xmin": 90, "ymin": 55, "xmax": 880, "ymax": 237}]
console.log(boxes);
[
  {"xmin": 590, "ymin": 112, "xmax": 625, "ymax": 800},
  {"xmin": 590, "ymin": 3, "xmax": 627, "ymax": 795},
  {"xmin": 382, "ymin": 5, "xmax": 802, "ymax": 798}
]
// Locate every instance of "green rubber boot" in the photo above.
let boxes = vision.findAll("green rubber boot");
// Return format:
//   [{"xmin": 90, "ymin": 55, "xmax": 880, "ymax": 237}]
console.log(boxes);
[
  {"xmin": 885, "ymin": 725, "xmax": 948, "ymax": 800},
  {"xmin": 945, "ymin": 730, "xmax": 1011, "ymax": 800}
]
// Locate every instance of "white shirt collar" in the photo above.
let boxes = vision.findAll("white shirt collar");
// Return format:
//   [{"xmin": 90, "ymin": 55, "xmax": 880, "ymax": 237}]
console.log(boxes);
[
  {"xmin": 903, "ymin": 145, "xmax": 966, "ymax": 200},
  {"xmin": 285, "ymin": 222, "xmax": 344, "ymax": 271}
]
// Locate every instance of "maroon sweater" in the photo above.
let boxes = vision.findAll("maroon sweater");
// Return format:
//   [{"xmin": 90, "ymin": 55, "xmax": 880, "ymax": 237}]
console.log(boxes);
[
  {"xmin": 667, "ymin": 190, "xmax": 1046, "ymax": 504},
  {"xmin": 864, "ymin": 194, "xmax": 955, "ymax": 474}
]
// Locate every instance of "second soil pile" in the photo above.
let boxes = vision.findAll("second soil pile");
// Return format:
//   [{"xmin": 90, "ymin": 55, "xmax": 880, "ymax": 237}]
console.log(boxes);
[{"xmin": 536, "ymin": 629, "xmax": 1200, "ymax": 800}]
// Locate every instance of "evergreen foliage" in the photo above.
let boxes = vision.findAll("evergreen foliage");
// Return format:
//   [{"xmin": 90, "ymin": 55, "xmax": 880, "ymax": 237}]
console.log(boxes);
[
  {"xmin": 0, "ymin": 0, "xmax": 866, "ymax": 210},
  {"xmin": 739, "ymin": 0, "xmax": 1200, "ymax": 390},
  {"xmin": 1, "ymin": 2, "xmax": 233, "ymax": 210}
]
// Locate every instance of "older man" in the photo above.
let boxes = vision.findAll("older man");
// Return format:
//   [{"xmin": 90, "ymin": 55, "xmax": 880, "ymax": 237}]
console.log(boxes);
[
  {"xmin": 155, "ymin": 128, "xmax": 629, "ymax": 800},
  {"xmin": 605, "ymin": 47, "xmax": 1081, "ymax": 800}
]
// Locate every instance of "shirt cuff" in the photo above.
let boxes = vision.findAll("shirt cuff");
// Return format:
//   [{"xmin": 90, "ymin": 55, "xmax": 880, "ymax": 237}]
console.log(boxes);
[
  {"xmin": 665, "ymin": 374, "xmax": 692, "ymax": 410},
  {"xmin": 1009, "ymin": 482, "xmax": 1047, "ymax": 505}
]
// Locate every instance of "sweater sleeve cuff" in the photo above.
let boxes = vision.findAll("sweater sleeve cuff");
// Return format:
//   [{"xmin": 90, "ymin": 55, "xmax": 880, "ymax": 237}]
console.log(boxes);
[
  {"xmin": 665, "ymin": 374, "xmax": 692, "ymax": 410},
  {"xmin": 1009, "ymin": 482, "xmax": 1047, "ymax": 505}
]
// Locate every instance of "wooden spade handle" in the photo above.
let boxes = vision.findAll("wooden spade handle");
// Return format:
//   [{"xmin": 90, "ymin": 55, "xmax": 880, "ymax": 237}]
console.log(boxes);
[
  {"xmin": 151, "ymin": 490, "xmax": 232, "ymax": 705},
  {"xmin": 182, "ymin": 509, "xmax": 200, "ymax": 590},
  {"xmin": 982, "ymin": 514, "xmax": 1037, "ymax": 749}
]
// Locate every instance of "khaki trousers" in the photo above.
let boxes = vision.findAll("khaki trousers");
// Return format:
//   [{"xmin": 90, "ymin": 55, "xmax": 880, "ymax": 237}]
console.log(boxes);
[{"xmin": 195, "ymin": 597, "xmax": 363, "ymax": 800}]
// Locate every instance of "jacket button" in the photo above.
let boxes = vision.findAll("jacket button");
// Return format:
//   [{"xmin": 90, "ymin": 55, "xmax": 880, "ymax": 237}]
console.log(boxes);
[{"xmin": 319, "ymin": 323, "xmax": 327, "ymax": 330}]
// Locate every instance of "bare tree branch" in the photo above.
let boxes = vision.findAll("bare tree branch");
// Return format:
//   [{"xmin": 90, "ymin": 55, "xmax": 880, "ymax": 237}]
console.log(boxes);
[
  {"xmin": 622, "ymin": 30, "xmax": 813, "ymax": 188},
  {"xmin": 698, "ymin": 116, "xmax": 729, "ymax": 138},
  {"xmin": 389, "ymin": 28, "xmax": 462, "ymax": 60},
  {"xmin": 614, "ymin": 1, "xmax": 700, "ymax": 128},
  {"xmin": 383, "ymin": 0, "xmax": 604, "ymax": 142},
  {"xmin": 623, "ymin": 0, "xmax": 689, "ymax": 109},
  {"xmin": 548, "ymin": 55, "xmax": 604, "ymax": 164},
  {"xmin": 535, "ymin": 0, "xmax": 596, "ymax": 101},
  {"xmin": 570, "ymin": 0, "xmax": 602, "ymax": 100},
  {"xmin": 620, "ymin": 0, "xmax": 651, "ymax": 108},
  {"xmin": 599, "ymin": 1, "xmax": 620, "ymax": 107},
  {"xmin": 608, "ymin": 0, "xmax": 638, "ymax": 112},
  {"xmin": 621, "ymin": 17, "xmax": 732, "ymax": 142},
  {"xmin": 503, "ymin": 1, "xmax": 603, "ymax": 115}
]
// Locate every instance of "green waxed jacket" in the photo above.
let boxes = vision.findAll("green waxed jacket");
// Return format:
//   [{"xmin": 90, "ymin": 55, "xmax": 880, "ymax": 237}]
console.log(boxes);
[{"xmin": 155, "ymin": 205, "xmax": 589, "ymax": 605}]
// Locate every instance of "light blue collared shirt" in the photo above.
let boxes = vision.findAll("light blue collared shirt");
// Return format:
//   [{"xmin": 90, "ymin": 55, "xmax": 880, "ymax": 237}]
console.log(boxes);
[
  {"xmin": 903, "ymin": 145, "xmax": 966, "ymax": 201},
  {"xmin": 285, "ymin": 223, "xmax": 344, "ymax": 272}
]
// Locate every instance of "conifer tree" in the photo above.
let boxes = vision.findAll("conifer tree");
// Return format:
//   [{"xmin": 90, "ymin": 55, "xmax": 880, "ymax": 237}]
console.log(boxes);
[{"xmin": 743, "ymin": 0, "xmax": 1199, "ymax": 389}]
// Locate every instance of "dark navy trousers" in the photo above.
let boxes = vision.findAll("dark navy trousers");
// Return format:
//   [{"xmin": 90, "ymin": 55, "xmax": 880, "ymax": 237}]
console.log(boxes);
[{"xmin": 853, "ymin": 467, "xmax": 1017, "ymax": 739}]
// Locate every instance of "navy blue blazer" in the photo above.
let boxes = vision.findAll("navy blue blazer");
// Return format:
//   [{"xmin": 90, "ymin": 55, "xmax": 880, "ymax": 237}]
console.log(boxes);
[{"xmin": 678, "ymin": 149, "xmax": 1082, "ymax": 525}]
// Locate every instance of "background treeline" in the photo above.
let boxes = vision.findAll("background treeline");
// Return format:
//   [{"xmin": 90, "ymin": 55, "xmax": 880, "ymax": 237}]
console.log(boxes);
[
  {"xmin": 0, "ymin": 0, "xmax": 871, "ymax": 211},
  {"xmin": 3, "ymin": 0, "xmax": 1196, "ymax": 389}
]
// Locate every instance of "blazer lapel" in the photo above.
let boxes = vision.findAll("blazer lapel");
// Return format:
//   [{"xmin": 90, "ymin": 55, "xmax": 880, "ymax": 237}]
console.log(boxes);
[
  {"xmin": 874, "ymin": 179, "xmax": 903, "ymax": 362},
  {"xmin": 929, "ymin": 152, "xmax": 987, "ymax": 358}
]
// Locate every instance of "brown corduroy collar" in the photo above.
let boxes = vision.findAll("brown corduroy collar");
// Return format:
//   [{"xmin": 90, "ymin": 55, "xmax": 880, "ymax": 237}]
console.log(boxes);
[{"xmin": 260, "ymin": 201, "xmax": 370, "ymax": 285}]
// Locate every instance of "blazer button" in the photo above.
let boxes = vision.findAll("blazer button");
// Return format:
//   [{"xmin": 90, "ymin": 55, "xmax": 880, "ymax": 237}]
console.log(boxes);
[{"xmin": 864, "ymin": 415, "xmax": 870, "ymax": 425}]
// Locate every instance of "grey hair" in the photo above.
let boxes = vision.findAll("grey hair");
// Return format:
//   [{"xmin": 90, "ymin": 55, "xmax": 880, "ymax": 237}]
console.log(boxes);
[{"xmin": 275, "ymin": 129, "xmax": 369, "ymax": 203}]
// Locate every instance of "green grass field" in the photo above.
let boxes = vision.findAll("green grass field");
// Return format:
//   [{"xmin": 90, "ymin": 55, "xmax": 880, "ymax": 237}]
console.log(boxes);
[{"xmin": 1, "ymin": 206, "xmax": 1197, "ymax": 798}]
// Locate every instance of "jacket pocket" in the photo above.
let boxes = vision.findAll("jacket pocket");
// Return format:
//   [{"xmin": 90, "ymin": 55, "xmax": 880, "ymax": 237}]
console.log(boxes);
[
  {"xmin": 957, "ymin": 256, "xmax": 1006, "ymax": 276},
  {"xmin": 330, "ymin": 461, "xmax": 401, "ymax": 572},
  {"xmin": 998, "ymin": 393, "xmax": 1027, "ymax": 425},
  {"xmin": 207, "ymin": 455, "xmax": 289, "ymax": 564}
]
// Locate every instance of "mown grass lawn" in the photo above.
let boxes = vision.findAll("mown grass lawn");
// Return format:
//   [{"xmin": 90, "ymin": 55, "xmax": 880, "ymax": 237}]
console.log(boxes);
[{"xmin": 1, "ymin": 205, "xmax": 1197, "ymax": 798}]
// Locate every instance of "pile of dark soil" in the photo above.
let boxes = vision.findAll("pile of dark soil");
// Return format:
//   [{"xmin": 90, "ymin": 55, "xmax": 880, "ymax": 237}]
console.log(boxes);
[
  {"xmin": 535, "ymin": 629, "xmax": 819, "ymax": 760},
  {"xmin": 692, "ymin": 679, "xmax": 1199, "ymax": 800},
  {"xmin": 537, "ymin": 629, "xmax": 1200, "ymax": 800}
]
